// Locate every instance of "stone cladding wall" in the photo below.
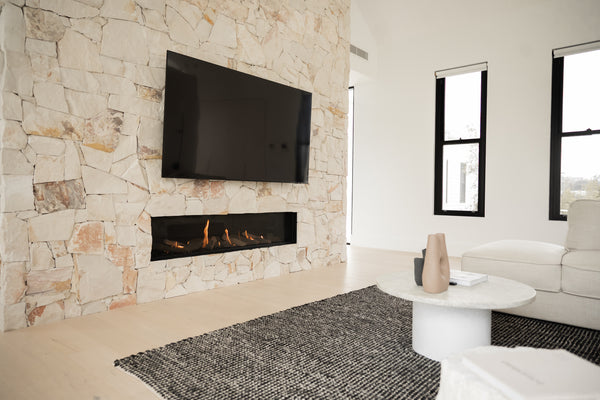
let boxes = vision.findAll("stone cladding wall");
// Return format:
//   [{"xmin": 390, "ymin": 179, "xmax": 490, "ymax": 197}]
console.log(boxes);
[{"xmin": 0, "ymin": 0, "xmax": 349, "ymax": 331}]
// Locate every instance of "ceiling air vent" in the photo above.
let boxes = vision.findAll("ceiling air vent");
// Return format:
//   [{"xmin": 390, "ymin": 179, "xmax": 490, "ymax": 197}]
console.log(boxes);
[{"xmin": 350, "ymin": 44, "xmax": 368, "ymax": 60}]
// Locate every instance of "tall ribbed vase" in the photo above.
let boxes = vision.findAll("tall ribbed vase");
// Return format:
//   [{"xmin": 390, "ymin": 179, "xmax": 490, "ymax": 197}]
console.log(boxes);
[{"xmin": 422, "ymin": 233, "xmax": 450, "ymax": 293}]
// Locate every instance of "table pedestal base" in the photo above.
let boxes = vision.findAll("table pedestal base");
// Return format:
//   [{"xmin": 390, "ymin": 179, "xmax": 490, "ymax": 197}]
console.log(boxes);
[{"xmin": 412, "ymin": 302, "xmax": 491, "ymax": 361}]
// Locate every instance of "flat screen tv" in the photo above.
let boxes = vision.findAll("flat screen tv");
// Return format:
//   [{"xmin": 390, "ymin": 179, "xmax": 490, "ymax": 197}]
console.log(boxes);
[{"xmin": 162, "ymin": 51, "xmax": 312, "ymax": 183}]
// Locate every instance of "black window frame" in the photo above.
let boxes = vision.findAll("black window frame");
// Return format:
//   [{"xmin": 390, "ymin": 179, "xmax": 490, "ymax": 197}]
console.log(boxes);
[
  {"xmin": 549, "ymin": 55, "xmax": 600, "ymax": 221},
  {"xmin": 434, "ymin": 70, "xmax": 487, "ymax": 217}
]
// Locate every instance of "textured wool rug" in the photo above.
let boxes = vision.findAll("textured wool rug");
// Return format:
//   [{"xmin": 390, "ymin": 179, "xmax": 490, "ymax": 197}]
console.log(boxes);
[{"xmin": 115, "ymin": 286, "xmax": 600, "ymax": 400}]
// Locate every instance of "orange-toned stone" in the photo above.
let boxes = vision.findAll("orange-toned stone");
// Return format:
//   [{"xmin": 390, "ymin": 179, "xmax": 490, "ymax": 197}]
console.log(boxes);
[
  {"xmin": 137, "ymin": 85, "xmax": 162, "ymax": 102},
  {"xmin": 137, "ymin": 211, "xmax": 151, "ymax": 234},
  {"xmin": 106, "ymin": 244, "xmax": 134, "ymax": 267},
  {"xmin": 210, "ymin": 181, "xmax": 225, "ymax": 197},
  {"xmin": 328, "ymin": 106, "xmax": 345, "ymax": 119},
  {"xmin": 123, "ymin": 266, "xmax": 138, "ymax": 294},
  {"xmin": 67, "ymin": 221, "xmax": 104, "ymax": 254},
  {"xmin": 109, "ymin": 294, "xmax": 136, "ymax": 310}
]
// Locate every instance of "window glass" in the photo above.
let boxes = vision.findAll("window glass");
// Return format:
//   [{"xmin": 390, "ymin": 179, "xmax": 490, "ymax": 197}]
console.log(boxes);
[
  {"xmin": 444, "ymin": 72, "xmax": 481, "ymax": 141},
  {"xmin": 442, "ymin": 143, "xmax": 479, "ymax": 212},
  {"xmin": 560, "ymin": 135, "xmax": 600, "ymax": 213},
  {"xmin": 562, "ymin": 50, "xmax": 600, "ymax": 132}
]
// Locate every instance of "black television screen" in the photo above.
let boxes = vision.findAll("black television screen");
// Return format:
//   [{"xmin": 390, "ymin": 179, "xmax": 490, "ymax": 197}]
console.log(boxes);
[{"xmin": 162, "ymin": 51, "xmax": 312, "ymax": 183}]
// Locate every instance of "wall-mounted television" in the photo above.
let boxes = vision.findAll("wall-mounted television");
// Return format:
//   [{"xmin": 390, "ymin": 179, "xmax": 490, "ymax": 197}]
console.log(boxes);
[{"xmin": 162, "ymin": 51, "xmax": 312, "ymax": 183}]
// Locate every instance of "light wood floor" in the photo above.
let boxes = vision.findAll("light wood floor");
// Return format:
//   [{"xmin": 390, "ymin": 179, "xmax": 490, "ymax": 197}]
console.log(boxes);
[{"xmin": 0, "ymin": 246, "xmax": 460, "ymax": 400}]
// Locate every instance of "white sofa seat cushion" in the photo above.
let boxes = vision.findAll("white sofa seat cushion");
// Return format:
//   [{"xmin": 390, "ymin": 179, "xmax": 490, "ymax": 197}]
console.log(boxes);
[
  {"xmin": 461, "ymin": 240, "xmax": 565, "ymax": 292},
  {"xmin": 566, "ymin": 200, "xmax": 600, "ymax": 250},
  {"xmin": 561, "ymin": 250, "xmax": 600, "ymax": 299}
]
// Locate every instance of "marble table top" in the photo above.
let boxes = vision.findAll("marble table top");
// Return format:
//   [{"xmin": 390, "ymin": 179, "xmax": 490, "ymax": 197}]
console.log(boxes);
[{"xmin": 377, "ymin": 269, "xmax": 536, "ymax": 310}]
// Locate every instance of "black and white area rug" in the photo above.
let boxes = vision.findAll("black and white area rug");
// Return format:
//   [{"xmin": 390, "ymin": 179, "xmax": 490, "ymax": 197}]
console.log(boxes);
[{"xmin": 115, "ymin": 286, "xmax": 600, "ymax": 400}]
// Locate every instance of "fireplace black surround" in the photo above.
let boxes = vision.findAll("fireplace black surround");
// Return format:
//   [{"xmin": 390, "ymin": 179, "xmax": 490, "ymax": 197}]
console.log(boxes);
[{"xmin": 151, "ymin": 212, "xmax": 297, "ymax": 261}]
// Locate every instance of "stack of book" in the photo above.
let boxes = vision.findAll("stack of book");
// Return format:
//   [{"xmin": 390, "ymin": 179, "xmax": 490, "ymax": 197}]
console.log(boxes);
[{"xmin": 449, "ymin": 270, "xmax": 488, "ymax": 286}]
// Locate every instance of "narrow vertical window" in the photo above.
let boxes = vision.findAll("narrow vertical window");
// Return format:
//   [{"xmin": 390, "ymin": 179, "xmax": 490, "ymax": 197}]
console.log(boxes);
[
  {"xmin": 434, "ymin": 63, "xmax": 487, "ymax": 216},
  {"xmin": 549, "ymin": 42, "xmax": 600, "ymax": 220}
]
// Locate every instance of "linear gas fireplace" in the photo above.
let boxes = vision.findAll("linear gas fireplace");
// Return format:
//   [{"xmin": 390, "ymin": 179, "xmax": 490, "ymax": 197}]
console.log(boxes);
[{"xmin": 151, "ymin": 212, "xmax": 297, "ymax": 261}]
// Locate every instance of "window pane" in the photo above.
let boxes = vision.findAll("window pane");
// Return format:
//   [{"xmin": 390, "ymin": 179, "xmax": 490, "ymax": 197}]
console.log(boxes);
[
  {"xmin": 442, "ymin": 143, "xmax": 479, "ymax": 211},
  {"xmin": 560, "ymin": 135, "xmax": 600, "ymax": 215},
  {"xmin": 563, "ymin": 49, "xmax": 600, "ymax": 132},
  {"xmin": 444, "ymin": 72, "xmax": 481, "ymax": 140}
]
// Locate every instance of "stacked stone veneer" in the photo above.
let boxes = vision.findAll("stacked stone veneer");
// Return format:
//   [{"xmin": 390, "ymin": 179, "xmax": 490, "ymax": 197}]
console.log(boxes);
[{"xmin": 0, "ymin": 0, "xmax": 349, "ymax": 331}]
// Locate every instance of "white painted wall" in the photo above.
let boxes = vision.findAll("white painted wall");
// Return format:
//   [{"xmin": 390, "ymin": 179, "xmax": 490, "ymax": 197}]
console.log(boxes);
[{"xmin": 350, "ymin": 0, "xmax": 600, "ymax": 255}]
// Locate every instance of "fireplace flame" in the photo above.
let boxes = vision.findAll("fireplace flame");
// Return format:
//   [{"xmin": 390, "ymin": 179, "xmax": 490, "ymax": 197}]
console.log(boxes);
[
  {"xmin": 202, "ymin": 219, "xmax": 210, "ymax": 248},
  {"xmin": 224, "ymin": 228, "xmax": 232, "ymax": 245},
  {"xmin": 244, "ymin": 230, "xmax": 255, "ymax": 241}
]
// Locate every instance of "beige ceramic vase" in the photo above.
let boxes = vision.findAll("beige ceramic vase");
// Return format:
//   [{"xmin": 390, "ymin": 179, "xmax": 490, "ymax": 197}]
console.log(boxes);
[{"xmin": 422, "ymin": 233, "xmax": 450, "ymax": 293}]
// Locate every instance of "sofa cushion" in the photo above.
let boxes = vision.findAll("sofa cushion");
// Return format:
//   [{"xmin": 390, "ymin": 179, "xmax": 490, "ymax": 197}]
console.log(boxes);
[
  {"xmin": 561, "ymin": 250, "xmax": 600, "ymax": 299},
  {"xmin": 566, "ymin": 200, "xmax": 600, "ymax": 251},
  {"xmin": 461, "ymin": 240, "xmax": 565, "ymax": 292}
]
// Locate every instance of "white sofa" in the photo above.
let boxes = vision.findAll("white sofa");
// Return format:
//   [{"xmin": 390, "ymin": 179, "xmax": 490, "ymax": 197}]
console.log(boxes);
[{"xmin": 461, "ymin": 199, "xmax": 600, "ymax": 330}]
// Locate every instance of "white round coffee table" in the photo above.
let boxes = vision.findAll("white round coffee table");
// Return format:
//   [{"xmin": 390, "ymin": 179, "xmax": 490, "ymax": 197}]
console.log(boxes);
[{"xmin": 377, "ymin": 270, "xmax": 536, "ymax": 361}]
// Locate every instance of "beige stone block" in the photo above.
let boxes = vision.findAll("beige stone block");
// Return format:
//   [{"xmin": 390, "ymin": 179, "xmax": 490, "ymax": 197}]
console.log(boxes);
[
  {"xmin": 65, "ymin": 89, "xmax": 106, "ymax": 119},
  {"xmin": 30, "ymin": 53, "xmax": 60, "ymax": 83},
  {"xmin": 104, "ymin": 221, "xmax": 117, "ymax": 244},
  {"xmin": 136, "ymin": 266, "xmax": 165, "ymax": 303},
  {"xmin": 165, "ymin": 6, "xmax": 197, "ymax": 47},
  {"xmin": 115, "ymin": 225, "xmax": 136, "ymax": 246},
  {"xmin": 23, "ymin": 103, "xmax": 84, "ymax": 141},
  {"xmin": 39, "ymin": 0, "xmax": 100, "ymax": 18},
  {"xmin": 1, "ymin": 262, "xmax": 26, "ymax": 305},
  {"xmin": 67, "ymin": 221, "xmax": 104, "ymax": 254},
  {"xmin": 118, "ymin": 158, "xmax": 148, "ymax": 189},
  {"xmin": 132, "ymin": 65, "xmax": 165, "ymax": 89},
  {"xmin": 128, "ymin": 183, "xmax": 150, "ymax": 203},
  {"xmin": 81, "ymin": 166, "xmax": 128, "ymax": 194},
  {"xmin": 28, "ymin": 136, "xmax": 65, "ymax": 156},
  {"xmin": 63, "ymin": 294, "xmax": 82, "ymax": 319},
  {"xmin": 100, "ymin": 0, "xmax": 140, "ymax": 21},
  {"xmin": 70, "ymin": 18, "xmax": 102, "ymax": 42},
  {"xmin": 32, "ymin": 82, "xmax": 68, "ymax": 113},
  {"xmin": 135, "ymin": 230, "xmax": 152, "ymax": 268},
  {"xmin": 137, "ymin": 0, "xmax": 165, "ymax": 12},
  {"xmin": 60, "ymin": 68, "xmax": 100, "ymax": 93},
  {"xmin": 257, "ymin": 195, "xmax": 287, "ymax": 212},
  {"xmin": 1, "ymin": 91, "xmax": 22, "ymax": 121},
  {"xmin": 81, "ymin": 300, "xmax": 107, "ymax": 316},
  {"xmin": 96, "ymin": 74, "xmax": 136, "ymax": 96},
  {"xmin": 101, "ymin": 19, "xmax": 148, "ymax": 64},
  {"xmin": 145, "ymin": 194, "xmax": 186, "ymax": 216},
  {"xmin": 0, "ymin": 213, "xmax": 28, "ymax": 262},
  {"xmin": 87, "ymin": 195, "xmax": 115, "ymax": 221},
  {"xmin": 137, "ymin": 117, "xmax": 162, "ymax": 159},
  {"xmin": 0, "ymin": 121, "xmax": 27, "ymax": 150},
  {"xmin": 24, "ymin": 7, "xmax": 65, "ymax": 41},
  {"xmin": 28, "ymin": 209, "xmax": 75, "ymax": 242},
  {"xmin": 0, "ymin": 3, "xmax": 25, "ymax": 53},
  {"xmin": 263, "ymin": 261, "xmax": 281, "ymax": 279},
  {"xmin": 297, "ymin": 222, "xmax": 316, "ymax": 247},
  {"xmin": 229, "ymin": 186, "xmax": 257, "ymax": 213},
  {"xmin": 26, "ymin": 267, "xmax": 72, "ymax": 295},
  {"xmin": 30, "ymin": 243, "xmax": 54, "ymax": 271},
  {"xmin": 145, "ymin": 159, "xmax": 175, "ymax": 194},
  {"xmin": 208, "ymin": 14, "xmax": 236, "ymax": 48},
  {"xmin": 112, "ymin": 135, "xmax": 137, "ymax": 163},
  {"xmin": 238, "ymin": 24, "xmax": 265, "ymax": 66},
  {"xmin": 1, "ymin": 175, "xmax": 34, "ymax": 212},
  {"xmin": 108, "ymin": 94, "xmax": 162, "ymax": 119},
  {"xmin": 185, "ymin": 199, "xmax": 204, "ymax": 215},
  {"xmin": 83, "ymin": 109, "xmax": 123, "ymax": 153},
  {"xmin": 2, "ymin": 51, "xmax": 33, "ymax": 97},
  {"xmin": 30, "ymin": 199, "xmax": 61, "ymax": 227},
  {"xmin": 2, "ymin": 303, "xmax": 27, "ymax": 331},
  {"xmin": 114, "ymin": 202, "xmax": 145, "ymax": 226},
  {"xmin": 64, "ymin": 141, "xmax": 82, "ymax": 180},
  {"xmin": 75, "ymin": 254, "xmax": 122, "ymax": 304},
  {"xmin": 81, "ymin": 145, "xmax": 113, "ymax": 172},
  {"xmin": 33, "ymin": 154, "xmax": 64, "ymax": 183},
  {"xmin": 27, "ymin": 301, "xmax": 65, "ymax": 327},
  {"xmin": 1, "ymin": 149, "xmax": 33, "ymax": 175},
  {"xmin": 58, "ymin": 29, "xmax": 102, "ymax": 72},
  {"xmin": 55, "ymin": 254, "xmax": 74, "ymax": 268},
  {"xmin": 143, "ymin": 9, "xmax": 168, "ymax": 31}
]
